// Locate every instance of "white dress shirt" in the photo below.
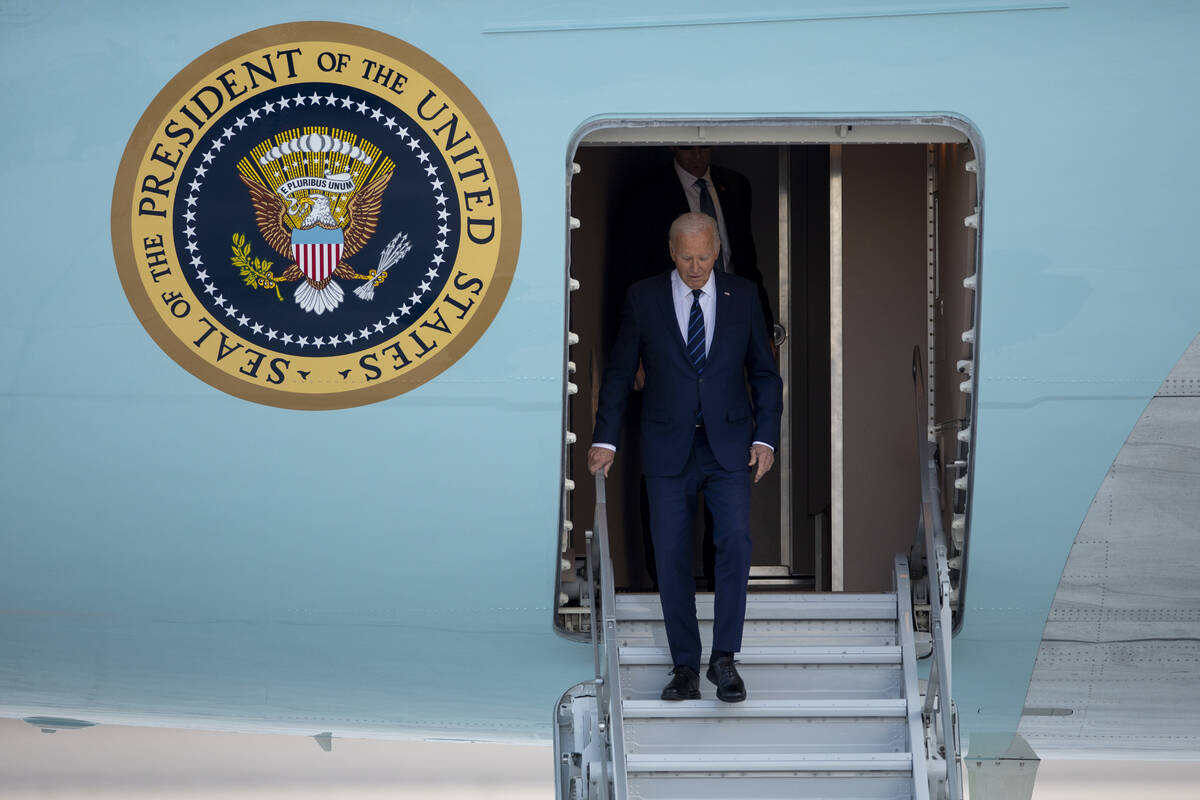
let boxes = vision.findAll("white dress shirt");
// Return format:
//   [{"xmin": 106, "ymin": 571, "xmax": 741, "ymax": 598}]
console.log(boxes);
[{"xmin": 674, "ymin": 160, "xmax": 734, "ymax": 273}]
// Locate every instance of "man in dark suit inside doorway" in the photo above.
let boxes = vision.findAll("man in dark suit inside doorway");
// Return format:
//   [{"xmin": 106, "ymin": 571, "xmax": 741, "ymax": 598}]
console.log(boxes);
[
  {"xmin": 589, "ymin": 212, "xmax": 783, "ymax": 702},
  {"xmin": 606, "ymin": 146, "xmax": 775, "ymax": 346}
]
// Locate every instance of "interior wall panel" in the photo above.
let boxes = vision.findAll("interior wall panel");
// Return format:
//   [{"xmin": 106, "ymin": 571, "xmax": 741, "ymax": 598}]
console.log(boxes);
[{"xmin": 842, "ymin": 144, "xmax": 928, "ymax": 592}]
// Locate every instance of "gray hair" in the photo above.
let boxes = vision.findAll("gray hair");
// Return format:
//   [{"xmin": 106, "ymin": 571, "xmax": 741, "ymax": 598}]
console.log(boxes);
[{"xmin": 668, "ymin": 212, "xmax": 718, "ymax": 251}]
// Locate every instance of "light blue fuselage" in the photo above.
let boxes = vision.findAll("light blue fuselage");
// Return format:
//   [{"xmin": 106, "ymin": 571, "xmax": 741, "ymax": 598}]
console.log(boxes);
[{"xmin": 1, "ymin": 0, "xmax": 1198, "ymax": 758}]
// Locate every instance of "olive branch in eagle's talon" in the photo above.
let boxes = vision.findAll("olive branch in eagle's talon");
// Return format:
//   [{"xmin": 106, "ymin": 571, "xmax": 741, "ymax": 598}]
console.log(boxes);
[{"xmin": 231, "ymin": 233, "xmax": 285, "ymax": 301}]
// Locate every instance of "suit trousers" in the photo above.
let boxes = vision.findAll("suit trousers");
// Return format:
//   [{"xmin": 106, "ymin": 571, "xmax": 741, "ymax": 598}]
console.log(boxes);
[{"xmin": 645, "ymin": 426, "xmax": 752, "ymax": 673}]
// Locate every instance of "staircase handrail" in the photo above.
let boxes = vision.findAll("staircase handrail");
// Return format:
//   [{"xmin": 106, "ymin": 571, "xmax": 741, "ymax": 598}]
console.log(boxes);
[
  {"xmin": 588, "ymin": 472, "xmax": 627, "ymax": 799},
  {"xmin": 895, "ymin": 555, "xmax": 932, "ymax": 800},
  {"xmin": 911, "ymin": 347, "xmax": 964, "ymax": 800}
]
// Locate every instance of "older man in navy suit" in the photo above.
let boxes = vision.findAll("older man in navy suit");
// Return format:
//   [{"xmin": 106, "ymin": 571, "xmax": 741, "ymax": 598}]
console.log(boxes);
[{"xmin": 589, "ymin": 212, "xmax": 783, "ymax": 702}]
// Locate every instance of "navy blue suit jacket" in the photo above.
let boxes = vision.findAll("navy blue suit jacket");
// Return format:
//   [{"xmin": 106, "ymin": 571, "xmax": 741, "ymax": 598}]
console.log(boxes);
[{"xmin": 593, "ymin": 270, "xmax": 783, "ymax": 477}]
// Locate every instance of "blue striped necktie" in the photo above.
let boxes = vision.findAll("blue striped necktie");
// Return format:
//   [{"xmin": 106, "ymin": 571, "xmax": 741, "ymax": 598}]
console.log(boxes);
[
  {"xmin": 687, "ymin": 288, "xmax": 706, "ymax": 373},
  {"xmin": 687, "ymin": 288, "xmax": 706, "ymax": 424}
]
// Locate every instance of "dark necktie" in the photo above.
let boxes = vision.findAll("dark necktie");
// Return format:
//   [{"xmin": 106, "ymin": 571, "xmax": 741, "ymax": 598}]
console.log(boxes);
[
  {"xmin": 695, "ymin": 178, "xmax": 727, "ymax": 273},
  {"xmin": 687, "ymin": 288, "xmax": 706, "ymax": 423}
]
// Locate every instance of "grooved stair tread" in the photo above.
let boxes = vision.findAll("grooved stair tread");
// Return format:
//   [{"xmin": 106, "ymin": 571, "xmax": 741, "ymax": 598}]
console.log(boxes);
[
  {"xmin": 622, "ymin": 698, "xmax": 908, "ymax": 718},
  {"xmin": 615, "ymin": 593, "xmax": 898, "ymax": 621},
  {"xmin": 626, "ymin": 751, "xmax": 914, "ymax": 773},
  {"xmin": 618, "ymin": 645, "xmax": 902, "ymax": 665}
]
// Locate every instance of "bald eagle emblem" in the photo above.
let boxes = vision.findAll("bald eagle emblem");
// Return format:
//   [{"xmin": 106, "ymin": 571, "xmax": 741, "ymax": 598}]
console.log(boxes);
[{"xmin": 235, "ymin": 130, "xmax": 409, "ymax": 314}]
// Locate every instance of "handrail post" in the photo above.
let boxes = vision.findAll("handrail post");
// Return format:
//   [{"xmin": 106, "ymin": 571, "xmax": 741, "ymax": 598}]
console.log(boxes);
[{"xmin": 585, "ymin": 528, "xmax": 600, "ymax": 681}]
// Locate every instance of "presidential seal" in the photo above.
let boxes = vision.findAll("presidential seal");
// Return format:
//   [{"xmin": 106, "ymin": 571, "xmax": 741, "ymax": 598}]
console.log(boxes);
[{"xmin": 112, "ymin": 23, "xmax": 519, "ymax": 409}]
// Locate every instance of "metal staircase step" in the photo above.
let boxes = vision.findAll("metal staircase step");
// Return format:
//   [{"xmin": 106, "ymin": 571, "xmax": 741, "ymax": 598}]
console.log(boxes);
[
  {"xmin": 624, "ymin": 699, "xmax": 907, "ymax": 719},
  {"xmin": 622, "ymin": 699, "xmax": 909, "ymax": 757},
  {"xmin": 616, "ymin": 619, "xmax": 898, "ymax": 649},
  {"xmin": 619, "ymin": 646, "xmax": 904, "ymax": 701},
  {"xmin": 615, "ymin": 592, "xmax": 898, "ymax": 621},
  {"xmin": 626, "ymin": 752, "xmax": 914, "ymax": 799},
  {"xmin": 619, "ymin": 645, "xmax": 902, "ymax": 664},
  {"xmin": 627, "ymin": 751, "xmax": 913, "ymax": 773}
]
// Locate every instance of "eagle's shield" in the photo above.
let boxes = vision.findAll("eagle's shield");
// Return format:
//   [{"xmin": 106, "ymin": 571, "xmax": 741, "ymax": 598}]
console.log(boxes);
[{"xmin": 291, "ymin": 225, "xmax": 345, "ymax": 283}]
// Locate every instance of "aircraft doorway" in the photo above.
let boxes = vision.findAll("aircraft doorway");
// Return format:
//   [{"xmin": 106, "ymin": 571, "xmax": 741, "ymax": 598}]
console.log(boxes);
[
  {"xmin": 558, "ymin": 121, "xmax": 979, "ymax": 620},
  {"xmin": 566, "ymin": 142, "xmax": 830, "ymax": 593}
]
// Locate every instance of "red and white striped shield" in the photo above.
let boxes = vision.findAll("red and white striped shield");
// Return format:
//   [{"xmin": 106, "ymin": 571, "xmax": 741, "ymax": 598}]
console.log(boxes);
[{"xmin": 291, "ymin": 227, "xmax": 345, "ymax": 283}]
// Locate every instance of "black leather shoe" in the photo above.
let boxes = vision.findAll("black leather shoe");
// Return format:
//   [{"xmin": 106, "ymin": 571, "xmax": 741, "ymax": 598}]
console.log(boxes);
[
  {"xmin": 706, "ymin": 655, "xmax": 746, "ymax": 702},
  {"xmin": 660, "ymin": 665, "xmax": 701, "ymax": 700}
]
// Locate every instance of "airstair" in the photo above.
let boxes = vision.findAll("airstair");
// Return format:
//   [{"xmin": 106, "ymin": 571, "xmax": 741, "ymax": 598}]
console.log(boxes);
[{"xmin": 556, "ymin": 356, "xmax": 964, "ymax": 799}]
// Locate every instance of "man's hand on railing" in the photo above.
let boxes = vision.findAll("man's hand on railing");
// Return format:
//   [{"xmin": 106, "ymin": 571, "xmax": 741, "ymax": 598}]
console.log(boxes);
[{"xmin": 588, "ymin": 446, "xmax": 615, "ymax": 477}]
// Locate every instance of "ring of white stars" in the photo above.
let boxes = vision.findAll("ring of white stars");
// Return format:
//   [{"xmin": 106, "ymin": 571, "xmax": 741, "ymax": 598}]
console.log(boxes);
[{"xmin": 180, "ymin": 88, "xmax": 455, "ymax": 352}]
